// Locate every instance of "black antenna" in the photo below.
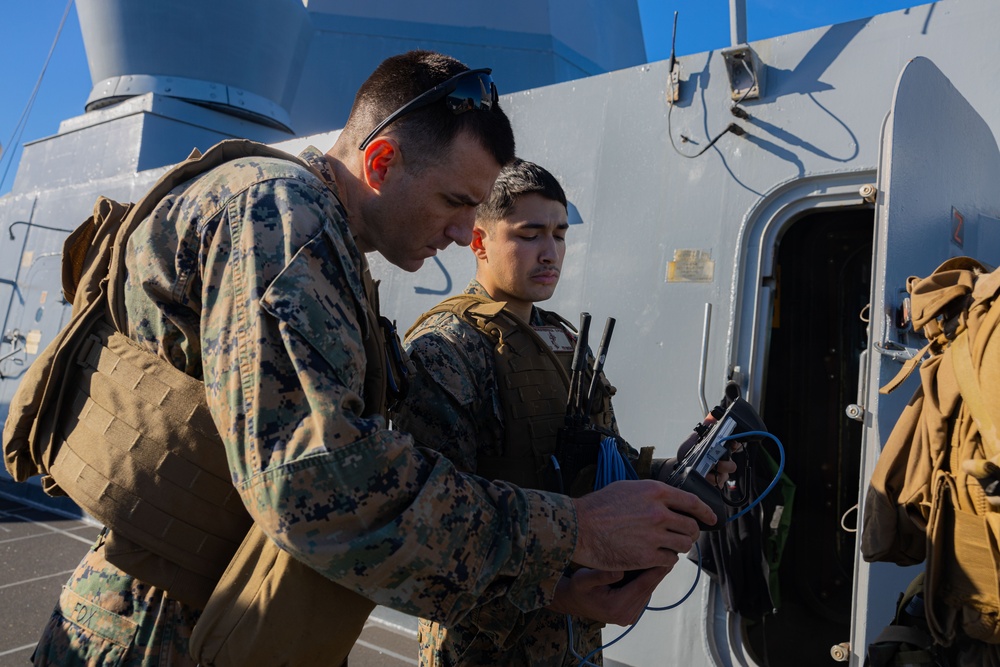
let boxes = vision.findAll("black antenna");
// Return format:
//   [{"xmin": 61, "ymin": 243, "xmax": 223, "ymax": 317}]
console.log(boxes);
[
  {"xmin": 566, "ymin": 312, "xmax": 591, "ymax": 423},
  {"xmin": 585, "ymin": 317, "xmax": 616, "ymax": 416},
  {"xmin": 669, "ymin": 11, "xmax": 679, "ymax": 73},
  {"xmin": 667, "ymin": 11, "xmax": 680, "ymax": 104}
]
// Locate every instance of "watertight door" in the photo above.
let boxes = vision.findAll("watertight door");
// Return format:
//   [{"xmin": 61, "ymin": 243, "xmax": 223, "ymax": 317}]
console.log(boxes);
[{"xmin": 851, "ymin": 56, "xmax": 1000, "ymax": 663}]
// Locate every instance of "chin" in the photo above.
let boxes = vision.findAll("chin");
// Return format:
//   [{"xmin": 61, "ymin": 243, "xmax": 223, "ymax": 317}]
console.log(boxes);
[
  {"xmin": 529, "ymin": 286, "xmax": 557, "ymax": 302},
  {"xmin": 375, "ymin": 246, "xmax": 420, "ymax": 271},
  {"xmin": 395, "ymin": 257, "xmax": 425, "ymax": 272}
]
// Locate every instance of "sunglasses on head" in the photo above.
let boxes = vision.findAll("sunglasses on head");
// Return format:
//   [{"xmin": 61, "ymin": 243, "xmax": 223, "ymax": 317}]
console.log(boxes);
[{"xmin": 358, "ymin": 68, "xmax": 499, "ymax": 151}]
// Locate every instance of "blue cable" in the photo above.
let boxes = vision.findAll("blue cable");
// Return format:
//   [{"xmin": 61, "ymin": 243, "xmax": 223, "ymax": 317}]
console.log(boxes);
[
  {"xmin": 594, "ymin": 436, "xmax": 638, "ymax": 490},
  {"xmin": 718, "ymin": 431, "xmax": 785, "ymax": 524},
  {"xmin": 571, "ymin": 543, "xmax": 703, "ymax": 667},
  {"xmin": 567, "ymin": 435, "xmax": 640, "ymax": 666},
  {"xmin": 645, "ymin": 541, "xmax": 702, "ymax": 611},
  {"xmin": 573, "ymin": 608, "xmax": 645, "ymax": 667}
]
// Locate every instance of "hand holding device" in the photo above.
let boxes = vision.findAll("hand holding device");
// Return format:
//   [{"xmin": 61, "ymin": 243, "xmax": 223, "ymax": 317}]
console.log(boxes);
[{"xmin": 662, "ymin": 397, "xmax": 767, "ymax": 530}]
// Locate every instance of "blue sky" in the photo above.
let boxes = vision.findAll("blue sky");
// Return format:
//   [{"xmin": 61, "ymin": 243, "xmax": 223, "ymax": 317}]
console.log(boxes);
[{"xmin": 0, "ymin": 1, "xmax": 928, "ymax": 194}]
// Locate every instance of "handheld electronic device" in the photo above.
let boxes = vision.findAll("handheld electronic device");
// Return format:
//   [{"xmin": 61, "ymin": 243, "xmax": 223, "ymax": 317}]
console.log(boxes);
[{"xmin": 664, "ymin": 396, "xmax": 767, "ymax": 530}]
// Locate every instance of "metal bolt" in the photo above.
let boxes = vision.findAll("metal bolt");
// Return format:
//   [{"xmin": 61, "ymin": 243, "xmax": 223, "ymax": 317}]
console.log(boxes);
[
  {"xmin": 859, "ymin": 184, "xmax": 877, "ymax": 203},
  {"xmin": 846, "ymin": 404, "xmax": 864, "ymax": 421}
]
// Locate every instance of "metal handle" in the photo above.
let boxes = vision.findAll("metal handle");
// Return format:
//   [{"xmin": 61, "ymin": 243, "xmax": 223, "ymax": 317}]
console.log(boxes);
[
  {"xmin": 846, "ymin": 348, "xmax": 868, "ymax": 422},
  {"xmin": 872, "ymin": 340, "xmax": 920, "ymax": 362},
  {"xmin": 697, "ymin": 303, "xmax": 712, "ymax": 416}
]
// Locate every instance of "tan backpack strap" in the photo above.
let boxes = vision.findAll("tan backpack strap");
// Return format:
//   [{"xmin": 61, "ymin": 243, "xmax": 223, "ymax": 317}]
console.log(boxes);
[
  {"xmin": 106, "ymin": 139, "xmax": 315, "ymax": 333},
  {"xmin": 952, "ymin": 328, "xmax": 1000, "ymax": 465},
  {"xmin": 405, "ymin": 294, "xmax": 504, "ymax": 339},
  {"xmin": 951, "ymin": 330, "xmax": 991, "ymax": 438},
  {"xmin": 879, "ymin": 341, "xmax": 932, "ymax": 395}
]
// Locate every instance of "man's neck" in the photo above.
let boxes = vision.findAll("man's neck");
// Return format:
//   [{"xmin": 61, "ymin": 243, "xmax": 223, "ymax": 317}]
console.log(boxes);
[
  {"xmin": 506, "ymin": 302, "xmax": 533, "ymax": 323},
  {"xmin": 324, "ymin": 151, "xmax": 370, "ymax": 249},
  {"xmin": 475, "ymin": 278, "xmax": 533, "ymax": 322}
]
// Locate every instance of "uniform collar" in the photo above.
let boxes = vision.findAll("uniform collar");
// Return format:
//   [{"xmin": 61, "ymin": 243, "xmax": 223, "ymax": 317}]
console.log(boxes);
[
  {"xmin": 465, "ymin": 279, "xmax": 544, "ymax": 326},
  {"xmin": 298, "ymin": 145, "xmax": 340, "ymax": 196}
]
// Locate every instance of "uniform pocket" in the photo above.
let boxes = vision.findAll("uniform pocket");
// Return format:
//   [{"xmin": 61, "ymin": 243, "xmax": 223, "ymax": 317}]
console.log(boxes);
[{"xmin": 31, "ymin": 586, "xmax": 137, "ymax": 667}]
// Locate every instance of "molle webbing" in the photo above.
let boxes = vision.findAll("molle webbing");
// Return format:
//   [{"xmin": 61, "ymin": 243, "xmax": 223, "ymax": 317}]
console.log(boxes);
[
  {"xmin": 50, "ymin": 321, "xmax": 250, "ymax": 607},
  {"xmin": 481, "ymin": 314, "xmax": 570, "ymax": 490},
  {"xmin": 416, "ymin": 295, "xmax": 613, "ymax": 491}
]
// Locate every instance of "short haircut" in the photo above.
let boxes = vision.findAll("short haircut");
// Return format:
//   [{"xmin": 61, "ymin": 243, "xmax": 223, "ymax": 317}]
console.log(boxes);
[
  {"xmin": 343, "ymin": 50, "xmax": 515, "ymax": 170},
  {"xmin": 476, "ymin": 158, "xmax": 567, "ymax": 225}
]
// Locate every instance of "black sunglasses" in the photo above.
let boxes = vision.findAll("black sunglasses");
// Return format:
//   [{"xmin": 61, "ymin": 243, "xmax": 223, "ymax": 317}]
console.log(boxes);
[{"xmin": 358, "ymin": 68, "xmax": 499, "ymax": 151}]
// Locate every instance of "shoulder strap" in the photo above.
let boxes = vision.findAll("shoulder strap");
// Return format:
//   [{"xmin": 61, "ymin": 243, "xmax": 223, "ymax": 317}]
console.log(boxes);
[
  {"xmin": 951, "ymin": 330, "xmax": 999, "ymax": 460},
  {"xmin": 106, "ymin": 139, "xmax": 314, "ymax": 333},
  {"xmin": 405, "ymin": 293, "xmax": 505, "ymax": 339},
  {"xmin": 879, "ymin": 342, "xmax": 932, "ymax": 395},
  {"xmin": 537, "ymin": 307, "xmax": 576, "ymax": 333}
]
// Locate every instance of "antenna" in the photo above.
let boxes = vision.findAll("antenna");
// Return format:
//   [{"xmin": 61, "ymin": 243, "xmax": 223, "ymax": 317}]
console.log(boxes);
[
  {"xmin": 566, "ymin": 312, "xmax": 592, "ymax": 424},
  {"xmin": 585, "ymin": 317, "xmax": 616, "ymax": 416},
  {"xmin": 667, "ymin": 11, "xmax": 680, "ymax": 104},
  {"xmin": 730, "ymin": 0, "xmax": 748, "ymax": 47}
]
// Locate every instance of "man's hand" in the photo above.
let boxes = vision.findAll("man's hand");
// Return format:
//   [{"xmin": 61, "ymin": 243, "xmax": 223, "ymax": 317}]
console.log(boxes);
[
  {"xmin": 676, "ymin": 416, "xmax": 741, "ymax": 488},
  {"xmin": 571, "ymin": 480, "xmax": 712, "ymax": 571},
  {"xmin": 546, "ymin": 567, "xmax": 669, "ymax": 626},
  {"xmin": 708, "ymin": 456, "xmax": 738, "ymax": 488}
]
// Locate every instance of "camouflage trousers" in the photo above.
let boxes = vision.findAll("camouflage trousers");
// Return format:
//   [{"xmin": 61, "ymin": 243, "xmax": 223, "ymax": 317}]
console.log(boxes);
[
  {"xmin": 418, "ymin": 609, "xmax": 603, "ymax": 667},
  {"xmin": 32, "ymin": 534, "xmax": 200, "ymax": 667}
]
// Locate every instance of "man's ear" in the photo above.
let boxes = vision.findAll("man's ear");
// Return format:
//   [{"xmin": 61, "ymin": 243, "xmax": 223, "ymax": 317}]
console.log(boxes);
[
  {"xmin": 471, "ymin": 227, "xmax": 489, "ymax": 260},
  {"xmin": 361, "ymin": 137, "xmax": 401, "ymax": 192}
]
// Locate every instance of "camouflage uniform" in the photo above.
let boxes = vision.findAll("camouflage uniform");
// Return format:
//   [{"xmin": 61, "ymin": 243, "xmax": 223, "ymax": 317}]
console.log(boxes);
[
  {"xmin": 394, "ymin": 280, "xmax": 606, "ymax": 666},
  {"xmin": 32, "ymin": 148, "xmax": 577, "ymax": 666}
]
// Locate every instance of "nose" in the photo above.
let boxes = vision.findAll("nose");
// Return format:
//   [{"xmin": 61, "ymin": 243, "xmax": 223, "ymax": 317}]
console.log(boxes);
[
  {"xmin": 539, "ymin": 236, "xmax": 558, "ymax": 263},
  {"xmin": 444, "ymin": 210, "xmax": 476, "ymax": 247}
]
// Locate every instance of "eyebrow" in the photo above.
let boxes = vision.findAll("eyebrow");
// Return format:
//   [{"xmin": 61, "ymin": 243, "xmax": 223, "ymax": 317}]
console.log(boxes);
[
  {"xmin": 515, "ymin": 221, "xmax": 570, "ymax": 230},
  {"xmin": 450, "ymin": 192, "xmax": 482, "ymax": 206}
]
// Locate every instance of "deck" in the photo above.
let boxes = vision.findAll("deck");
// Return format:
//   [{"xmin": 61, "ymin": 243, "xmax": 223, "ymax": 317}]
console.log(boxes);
[{"xmin": 0, "ymin": 478, "xmax": 418, "ymax": 666}]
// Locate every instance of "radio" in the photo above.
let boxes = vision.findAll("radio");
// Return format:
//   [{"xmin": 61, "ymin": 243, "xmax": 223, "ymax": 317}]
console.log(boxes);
[{"xmin": 663, "ymin": 397, "xmax": 767, "ymax": 530}]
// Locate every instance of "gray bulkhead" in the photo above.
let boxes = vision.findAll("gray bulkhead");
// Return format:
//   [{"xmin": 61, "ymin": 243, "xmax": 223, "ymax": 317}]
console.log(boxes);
[{"xmin": 3, "ymin": 1, "xmax": 1000, "ymax": 666}]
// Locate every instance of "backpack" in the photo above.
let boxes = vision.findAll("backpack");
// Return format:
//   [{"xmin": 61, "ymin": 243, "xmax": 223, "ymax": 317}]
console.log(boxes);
[{"xmin": 862, "ymin": 256, "xmax": 1000, "ymax": 649}]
